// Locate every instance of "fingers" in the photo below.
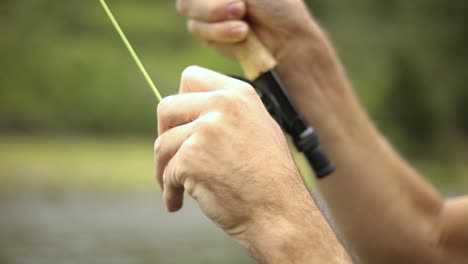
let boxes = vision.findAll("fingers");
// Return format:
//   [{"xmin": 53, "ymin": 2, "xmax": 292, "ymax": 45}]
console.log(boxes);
[
  {"xmin": 179, "ymin": 66, "xmax": 250, "ymax": 94},
  {"xmin": 154, "ymin": 122, "xmax": 193, "ymax": 212},
  {"xmin": 157, "ymin": 93, "xmax": 208, "ymax": 135},
  {"xmin": 163, "ymin": 159, "xmax": 185, "ymax": 212},
  {"xmin": 177, "ymin": 0, "xmax": 248, "ymax": 44},
  {"xmin": 155, "ymin": 66, "xmax": 255, "ymax": 212},
  {"xmin": 158, "ymin": 66, "xmax": 250, "ymax": 134},
  {"xmin": 188, "ymin": 19, "xmax": 248, "ymax": 43},
  {"xmin": 177, "ymin": 0, "xmax": 246, "ymax": 22},
  {"xmin": 154, "ymin": 123, "xmax": 193, "ymax": 190}
]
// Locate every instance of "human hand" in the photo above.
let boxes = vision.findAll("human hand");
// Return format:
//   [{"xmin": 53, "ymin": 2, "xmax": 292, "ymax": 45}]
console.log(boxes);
[
  {"xmin": 154, "ymin": 66, "xmax": 312, "ymax": 238},
  {"xmin": 154, "ymin": 66, "xmax": 350, "ymax": 263},
  {"xmin": 175, "ymin": 0, "xmax": 352, "ymax": 134},
  {"xmin": 176, "ymin": 0, "xmax": 323, "ymax": 61}
]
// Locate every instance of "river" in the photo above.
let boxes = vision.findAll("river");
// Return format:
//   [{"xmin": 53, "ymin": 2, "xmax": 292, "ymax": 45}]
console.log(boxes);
[{"xmin": 0, "ymin": 192, "xmax": 252, "ymax": 264}]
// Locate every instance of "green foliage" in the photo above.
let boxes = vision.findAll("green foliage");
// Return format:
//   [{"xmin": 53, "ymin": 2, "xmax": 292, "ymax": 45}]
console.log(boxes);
[
  {"xmin": 305, "ymin": 0, "xmax": 468, "ymax": 157},
  {"xmin": 0, "ymin": 0, "xmax": 239, "ymax": 134},
  {"xmin": 1, "ymin": 0, "xmax": 467, "ymax": 158},
  {"xmin": 382, "ymin": 54, "xmax": 438, "ymax": 154}
]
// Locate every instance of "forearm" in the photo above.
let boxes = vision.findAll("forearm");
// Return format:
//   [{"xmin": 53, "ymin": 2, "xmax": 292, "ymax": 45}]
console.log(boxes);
[
  {"xmin": 235, "ymin": 187, "xmax": 352, "ymax": 264},
  {"xmin": 275, "ymin": 26, "xmax": 445, "ymax": 262}
]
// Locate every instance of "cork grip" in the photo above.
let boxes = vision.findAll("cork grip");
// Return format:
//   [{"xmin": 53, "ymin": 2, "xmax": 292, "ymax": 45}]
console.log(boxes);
[{"xmin": 232, "ymin": 32, "xmax": 278, "ymax": 80}]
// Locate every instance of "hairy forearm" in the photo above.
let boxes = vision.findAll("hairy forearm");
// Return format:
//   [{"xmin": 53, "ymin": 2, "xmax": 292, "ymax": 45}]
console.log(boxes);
[
  {"xmin": 235, "ymin": 188, "xmax": 352, "ymax": 264},
  {"xmin": 275, "ymin": 26, "xmax": 445, "ymax": 262}
]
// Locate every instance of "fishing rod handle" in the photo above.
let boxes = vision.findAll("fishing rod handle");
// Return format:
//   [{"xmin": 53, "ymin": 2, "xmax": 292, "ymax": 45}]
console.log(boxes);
[
  {"xmin": 232, "ymin": 32, "xmax": 277, "ymax": 80},
  {"xmin": 232, "ymin": 31, "xmax": 336, "ymax": 178}
]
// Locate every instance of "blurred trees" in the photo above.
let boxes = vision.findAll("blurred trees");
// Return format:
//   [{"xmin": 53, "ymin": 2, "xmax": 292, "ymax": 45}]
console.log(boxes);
[
  {"xmin": 383, "ymin": 54, "xmax": 437, "ymax": 155},
  {"xmin": 305, "ymin": 0, "xmax": 468, "ymax": 158},
  {"xmin": 0, "ymin": 0, "xmax": 467, "ymax": 158},
  {"xmin": 0, "ymin": 0, "xmax": 238, "ymax": 134}
]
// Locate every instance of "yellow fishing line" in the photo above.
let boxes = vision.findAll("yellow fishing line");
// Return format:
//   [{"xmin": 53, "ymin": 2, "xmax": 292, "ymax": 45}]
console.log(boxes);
[{"xmin": 99, "ymin": 0, "xmax": 163, "ymax": 102}]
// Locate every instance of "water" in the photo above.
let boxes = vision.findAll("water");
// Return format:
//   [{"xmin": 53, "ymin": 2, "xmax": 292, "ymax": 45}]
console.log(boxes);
[{"xmin": 0, "ymin": 192, "xmax": 252, "ymax": 264}]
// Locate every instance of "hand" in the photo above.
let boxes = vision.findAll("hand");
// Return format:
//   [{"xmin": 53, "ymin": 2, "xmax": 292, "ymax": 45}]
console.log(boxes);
[
  {"xmin": 175, "ymin": 0, "xmax": 352, "ymax": 135},
  {"xmin": 154, "ymin": 66, "xmax": 350, "ymax": 263},
  {"xmin": 154, "ymin": 65, "xmax": 309, "ymax": 237},
  {"xmin": 176, "ymin": 0, "xmax": 323, "ymax": 60}
]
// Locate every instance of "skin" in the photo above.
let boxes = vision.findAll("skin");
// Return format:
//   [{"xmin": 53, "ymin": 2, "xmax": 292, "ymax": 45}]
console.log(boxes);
[
  {"xmin": 155, "ymin": 66, "xmax": 350, "ymax": 263},
  {"xmin": 154, "ymin": 0, "xmax": 468, "ymax": 263}
]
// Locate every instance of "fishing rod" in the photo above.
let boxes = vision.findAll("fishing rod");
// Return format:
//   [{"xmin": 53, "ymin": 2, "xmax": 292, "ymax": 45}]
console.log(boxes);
[
  {"xmin": 99, "ymin": 0, "xmax": 335, "ymax": 178},
  {"xmin": 229, "ymin": 33, "xmax": 335, "ymax": 178}
]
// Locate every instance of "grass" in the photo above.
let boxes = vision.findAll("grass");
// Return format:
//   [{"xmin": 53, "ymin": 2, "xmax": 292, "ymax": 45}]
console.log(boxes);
[
  {"xmin": 0, "ymin": 134, "xmax": 466, "ymax": 197},
  {"xmin": 0, "ymin": 134, "xmax": 316, "ymax": 195},
  {"xmin": 0, "ymin": 134, "xmax": 157, "ymax": 195}
]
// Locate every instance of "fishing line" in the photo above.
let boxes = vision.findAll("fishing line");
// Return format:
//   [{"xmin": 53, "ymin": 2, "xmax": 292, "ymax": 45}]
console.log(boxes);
[{"xmin": 99, "ymin": 0, "xmax": 163, "ymax": 102}]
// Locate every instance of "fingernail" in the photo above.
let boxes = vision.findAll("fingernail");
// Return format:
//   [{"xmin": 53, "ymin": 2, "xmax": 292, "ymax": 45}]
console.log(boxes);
[{"xmin": 227, "ymin": 1, "xmax": 244, "ymax": 19}]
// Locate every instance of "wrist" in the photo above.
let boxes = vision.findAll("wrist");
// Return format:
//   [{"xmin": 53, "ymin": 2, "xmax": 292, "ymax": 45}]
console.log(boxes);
[
  {"xmin": 275, "ymin": 23, "xmax": 348, "ymax": 98},
  {"xmin": 275, "ymin": 19, "xmax": 330, "ymax": 67},
  {"xmin": 236, "ymin": 203, "xmax": 314, "ymax": 262},
  {"xmin": 234, "ymin": 196, "xmax": 350, "ymax": 263},
  {"xmin": 271, "ymin": 23, "xmax": 378, "ymax": 148}
]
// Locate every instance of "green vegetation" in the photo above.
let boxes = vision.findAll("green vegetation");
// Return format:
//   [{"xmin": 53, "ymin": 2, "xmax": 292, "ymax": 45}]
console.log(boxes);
[
  {"xmin": 0, "ymin": 135, "xmax": 156, "ymax": 195},
  {"xmin": 0, "ymin": 0, "xmax": 467, "ymax": 191},
  {"xmin": 0, "ymin": 135, "xmax": 466, "ymax": 197},
  {"xmin": 0, "ymin": 0, "xmax": 240, "ymax": 135}
]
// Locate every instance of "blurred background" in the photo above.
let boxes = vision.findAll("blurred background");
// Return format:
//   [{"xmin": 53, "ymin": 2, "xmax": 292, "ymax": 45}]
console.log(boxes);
[{"xmin": 1, "ymin": 0, "xmax": 467, "ymax": 263}]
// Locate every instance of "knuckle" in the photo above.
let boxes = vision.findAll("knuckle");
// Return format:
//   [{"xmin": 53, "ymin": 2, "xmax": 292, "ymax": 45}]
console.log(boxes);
[
  {"xmin": 194, "ymin": 112, "xmax": 223, "ymax": 133},
  {"xmin": 202, "ymin": 1, "xmax": 225, "ymax": 19},
  {"xmin": 192, "ymin": 113, "xmax": 226, "ymax": 141},
  {"xmin": 182, "ymin": 135, "xmax": 201, "ymax": 155},
  {"xmin": 238, "ymin": 85, "xmax": 260, "ymax": 106},
  {"xmin": 213, "ymin": 90, "xmax": 239, "ymax": 110},
  {"xmin": 165, "ymin": 147, "xmax": 194, "ymax": 187},
  {"xmin": 239, "ymin": 84, "xmax": 257, "ymax": 98},
  {"xmin": 213, "ymin": 91, "xmax": 249, "ymax": 121},
  {"xmin": 178, "ymin": 144, "xmax": 196, "ymax": 166},
  {"xmin": 180, "ymin": 66, "xmax": 200, "ymax": 93},
  {"xmin": 174, "ymin": 160, "xmax": 191, "ymax": 185},
  {"xmin": 181, "ymin": 65, "xmax": 200, "ymax": 80},
  {"xmin": 157, "ymin": 95, "xmax": 176, "ymax": 118},
  {"xmin": 156, "ymin": 103, "xmax": 166, "ymax": 120},
  {"xmin": 176, "ymin": 138, "xmax": 200, "ymax": 177},
  {"xmin": 184, "ymin": 178, "xmax": 196, "ymax": 197}
]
